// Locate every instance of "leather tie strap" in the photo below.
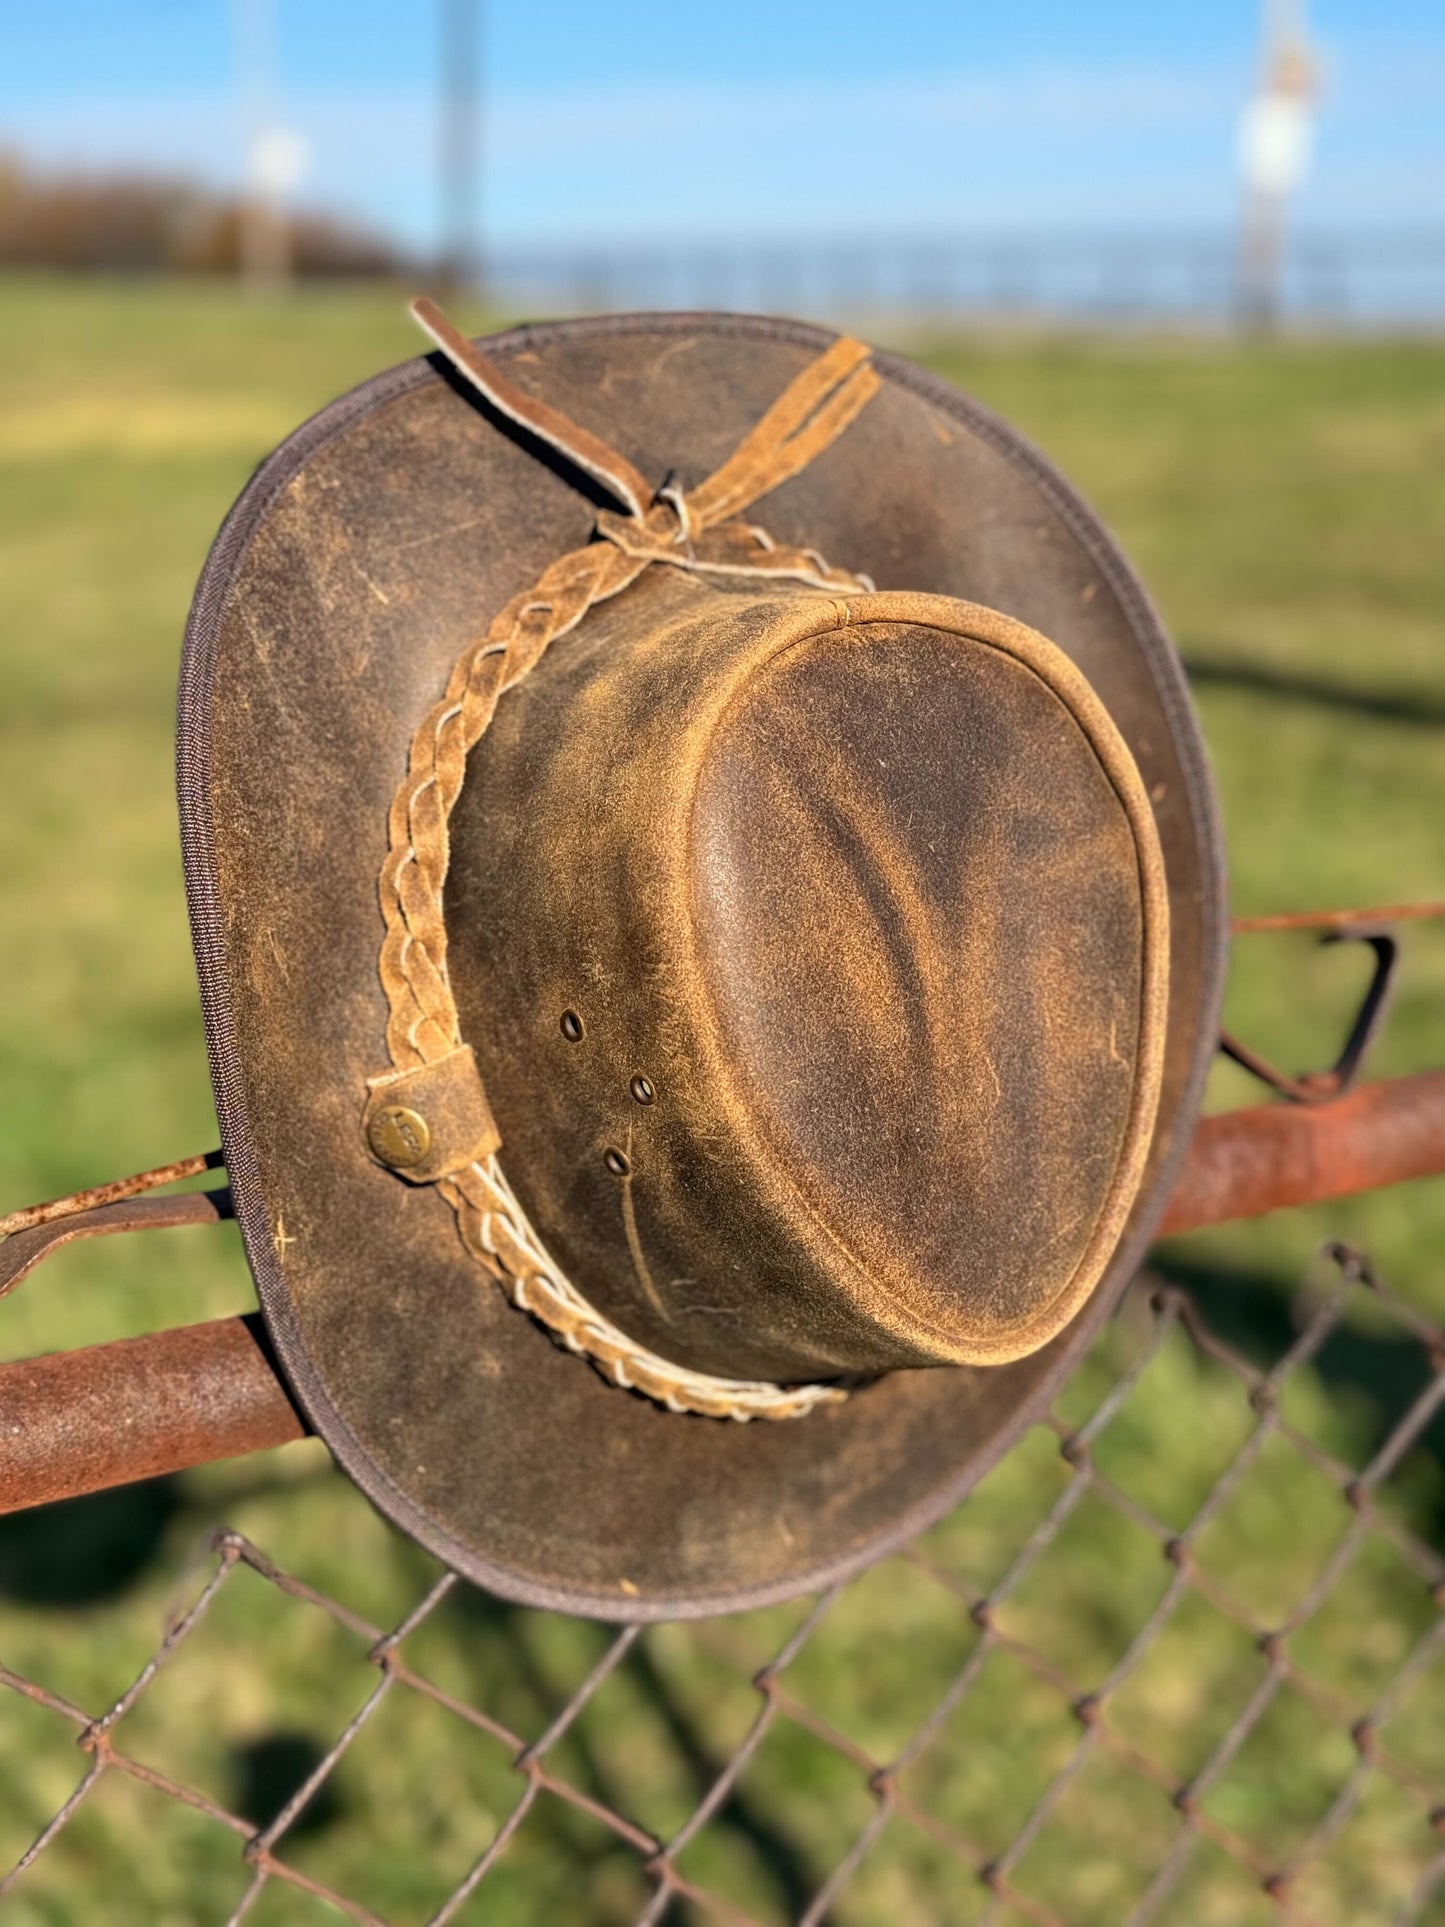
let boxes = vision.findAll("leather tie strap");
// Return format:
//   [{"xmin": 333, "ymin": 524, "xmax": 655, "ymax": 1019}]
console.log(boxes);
[
  {"xmin": 413, "ymin": 298, "xmax": 655, "ymax": 519},
  {"xmin": 370, "ymin": 306, "xmax": 884, "ymax": 1422},
  {"xmin": 0, "ymin": 1177, "xmax": 232, "ymax": 1301},
  {"xmin": 410, "ymin": 298, "xmax": 878, "ymax": 536}
]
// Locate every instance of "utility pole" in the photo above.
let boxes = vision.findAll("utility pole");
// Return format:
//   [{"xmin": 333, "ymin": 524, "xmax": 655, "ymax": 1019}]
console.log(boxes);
[
  {"xmin": 234, "ymin": 0, "xmax": 306, "ymax": 293},
  {"xmin": 440, "ymin": 0, "xmax": 480, "ymax": 292},
  {"xmin": 1237, "ymin": 0, "xmax": 1320, "ymax": 330}
]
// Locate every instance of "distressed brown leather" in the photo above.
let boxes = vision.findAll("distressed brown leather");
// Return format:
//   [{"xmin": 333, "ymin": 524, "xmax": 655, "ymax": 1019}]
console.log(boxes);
[
  {"xmin": 452, "ymin": 576, "xmax": 1168, "ymax": 1380},
  {"xmin": 362, "ymin": 1045, "xmax": 500, "ymax": 1182},
  {"xmin": 178, "ymin": 314, "xmax": 1227, "ymax": 1617}
]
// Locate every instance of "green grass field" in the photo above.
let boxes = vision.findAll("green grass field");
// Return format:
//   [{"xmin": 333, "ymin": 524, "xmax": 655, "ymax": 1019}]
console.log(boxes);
[{"xmin": 0, "ymin": 278, "xmax": 1443, "ymax": 1925}]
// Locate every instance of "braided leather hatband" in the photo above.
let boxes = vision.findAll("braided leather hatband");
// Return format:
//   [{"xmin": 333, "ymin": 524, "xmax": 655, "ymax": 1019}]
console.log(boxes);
[{"xmin": 365, "ymin": 302, "xmax": 882, "ymax": 1421}]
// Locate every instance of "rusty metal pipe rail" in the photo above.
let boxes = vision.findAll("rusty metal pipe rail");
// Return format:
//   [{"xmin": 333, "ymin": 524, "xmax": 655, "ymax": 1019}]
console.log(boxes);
[
  {"xmin": 1158, "ymin": 1068, "xmax": 1445, "ymax": 1233},
  {"xmin": 0, "ymin": 1314, "xmax": 305, "ymax": 1513},
  {"xmin": 3, "ymin": 1069, "xmax": 1445, "ymax": 1516}
]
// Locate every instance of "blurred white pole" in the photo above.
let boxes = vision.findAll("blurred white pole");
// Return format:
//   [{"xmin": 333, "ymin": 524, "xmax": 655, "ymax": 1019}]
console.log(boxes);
[
  {"xmin": 1237, "ymin": 0, "xmax": 1319, "ymax": 329},
  {"xmin": 440, "ymin": 0, "xmax": 480, "ymax": 291},
  {"xmin": 234, "ymin": 0, "xmax": 307, "ymax": 293}
]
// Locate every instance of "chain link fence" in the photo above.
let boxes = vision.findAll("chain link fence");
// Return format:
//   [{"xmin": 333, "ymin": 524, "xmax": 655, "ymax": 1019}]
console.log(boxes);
[{"xmin": 3, "ymin": 1242, "xmax": 1443, "ymax": 1926}]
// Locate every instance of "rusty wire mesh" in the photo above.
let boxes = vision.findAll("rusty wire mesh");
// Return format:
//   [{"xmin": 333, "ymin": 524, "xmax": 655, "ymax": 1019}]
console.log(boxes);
[{"xmin": 3, "ymin": 1241, "xmax": 1444, "ymax": 1927}]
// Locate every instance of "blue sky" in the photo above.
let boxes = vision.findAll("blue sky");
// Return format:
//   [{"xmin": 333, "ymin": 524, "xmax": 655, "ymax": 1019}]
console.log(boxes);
[{"xmin": 2, "ymin": 2, "xmax": 1442, "ymax": 250}]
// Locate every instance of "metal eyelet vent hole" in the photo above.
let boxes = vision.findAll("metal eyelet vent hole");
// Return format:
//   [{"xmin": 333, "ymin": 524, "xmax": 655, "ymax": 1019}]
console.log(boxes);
[
  {"xmin": 603, "ymin": 1148, "xmax": 631, "ymax": 1177},
  {"xmin": 630, "ymin": 1076, "xmax": 655, "ymax": 1105},
  {"xmin": 560, "ymin": 1010, "xmax": 583, "ymax": 1042}
]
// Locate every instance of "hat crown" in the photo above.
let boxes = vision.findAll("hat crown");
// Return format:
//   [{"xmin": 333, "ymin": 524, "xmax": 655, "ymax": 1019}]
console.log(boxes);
[{"xmin": 448, "ymin": 568, "xmax": 1167, "ymax": 1381}]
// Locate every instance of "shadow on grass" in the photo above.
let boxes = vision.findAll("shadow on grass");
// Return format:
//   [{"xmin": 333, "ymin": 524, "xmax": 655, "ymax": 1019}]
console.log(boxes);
[
  {"xmin": 449, "ymin": 1584, "xmax": 819, "ymax": 1918},
  {"xmin": 627, "ymin": 1633, "xmax": 818, "ymax": 1918},
  {"xmin": 0, "ymin": 1476, "xmax": 184, "ymax": 1606},
  {"xmin": 1153, "ymin": 1251, "xmax": 1445, "ymax": 1546},
  {"xmin": 0, "ymin": 1463, "xmax": 333, "ymax": 1608},
  {"xmin": 232, "ymin": 1730, "xmax": 346, "ymax": 1841},
  {"xmin": 1181, "ymin": 651, "xmax": 1445, "ymax": 727}
]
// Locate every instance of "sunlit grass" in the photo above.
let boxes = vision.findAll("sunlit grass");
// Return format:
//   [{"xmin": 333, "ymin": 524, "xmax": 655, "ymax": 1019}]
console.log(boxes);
[{"xmin": 0, "ymin": 277, "xmax": 1442, "ymax": 1924}]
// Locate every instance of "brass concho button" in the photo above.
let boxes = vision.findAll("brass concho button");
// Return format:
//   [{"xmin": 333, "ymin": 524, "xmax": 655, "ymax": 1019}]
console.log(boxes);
[{"xmin": 367, "ymin": 1104, "xmax": 431, "ymax": 1170}]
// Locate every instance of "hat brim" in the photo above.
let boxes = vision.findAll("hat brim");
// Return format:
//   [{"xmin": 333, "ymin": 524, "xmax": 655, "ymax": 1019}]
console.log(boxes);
[{"xmin": 179, "ymin": 312, "xmax": 1226, "ymax": 1620}]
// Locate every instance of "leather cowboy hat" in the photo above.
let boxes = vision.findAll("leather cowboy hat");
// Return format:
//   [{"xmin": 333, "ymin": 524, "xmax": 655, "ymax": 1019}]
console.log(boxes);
[{"xmin": 169, "ymin": 304, "xmax": 1225, "ymax": 1618}]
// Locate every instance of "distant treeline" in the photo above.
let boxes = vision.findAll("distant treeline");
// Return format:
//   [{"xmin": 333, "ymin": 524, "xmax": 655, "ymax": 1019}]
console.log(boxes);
[{"xmin": 0, "ymin": 154, "xmax": 408, "ymax": 277}]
